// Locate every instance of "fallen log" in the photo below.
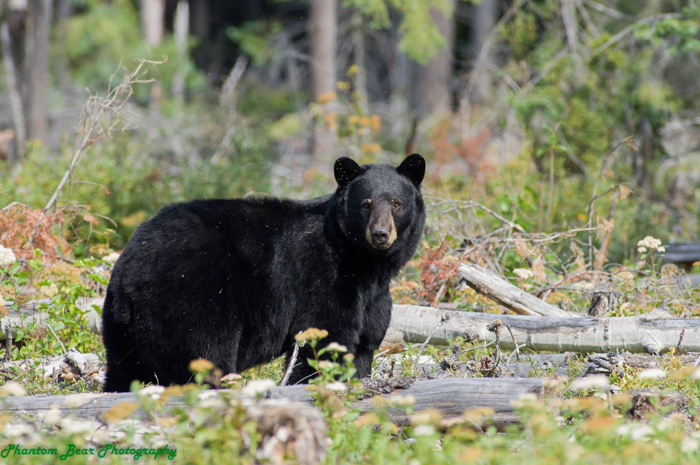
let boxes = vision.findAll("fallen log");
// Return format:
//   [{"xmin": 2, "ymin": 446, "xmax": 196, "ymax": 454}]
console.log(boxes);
[
  {"xmin": 458, "ymin": 263, "xmax": 575, "ymax": 317},
  {"xmin": 390, "ymin": 305, "xmax": 700, "ymax": 354},
  {"xmin": 377, "ymin": 353, "xmax": 581, "ymax": 379},
  {"xmin": 1, "ymin": 378, "xmax": 543, "ymax": 428}
]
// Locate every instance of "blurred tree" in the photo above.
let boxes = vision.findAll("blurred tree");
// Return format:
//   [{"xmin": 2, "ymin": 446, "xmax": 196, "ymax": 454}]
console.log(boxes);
[
  {"xmin": 311, "ymin": 0, "xmax": 337, "ymax": 156},
  {"xmin": 141, "ymin": 0, "xmax": 164, "ymax": 46},
  {"xmin": 413, "ymin": 0, "xmax": 456, "ymax": 116},
  {"xmin": 190, "ymin": 0, "xmax": 210, "ymax": 40},
  {"xmin": 55, "ymin": 0, "xmax": 73, "ymax": 88},
  {"xmin": 26, "ymin": 0, "xmax": 51, "ymax": 143},
  {"xmin": 311, "ymin": 0, "xmax": 337, "ymax": 102},
  {"xmin": 140, "ymin": 0, "xmax": 164, "ymax": 107},
  {"xmin": 172, "ymin": 0, "xmax": 189, "ymax": 102},
  {"xmin": 470, "ymin": 0, "xmax": 497, "ymax": 102},
  {"xmin": 0, "ymin": 4, "xmax": 25, "ymax": 162}
]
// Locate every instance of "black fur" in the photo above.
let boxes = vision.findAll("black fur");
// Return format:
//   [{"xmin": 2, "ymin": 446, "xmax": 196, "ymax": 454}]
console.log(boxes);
[{"xmin": 101, "ymin": 155, "xmax": 426, "ymax": 391}]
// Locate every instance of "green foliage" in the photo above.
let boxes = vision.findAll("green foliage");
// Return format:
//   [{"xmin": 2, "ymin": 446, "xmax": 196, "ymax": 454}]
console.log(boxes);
[
  {"xmin": 62, "ymin": 0, "xmax": 143, "ymax": 89},
  {"xmin": 499, "ymin": 11, "xmax": 538, "ymax": 61},
  {"xmin": 0, "ymin": 252, "xmax": 103, "ymax": 363},
  {"xmin": 638, "ymin": 7, "xmax": 700, "ymax": 55},
  {"xmin": 344, "ymin": 0, "xmax": 454, "ymax": 64},
  {"xmin": 63, "ymin": 0, "xmax": 204, "ymax": 100},
  {"xmin": 0, "ymin": 126, "xmax": 270, "ymax": 251},
  {"xmin": 226, "ymin": 20, "xmax": 283, "ymax": 66}
]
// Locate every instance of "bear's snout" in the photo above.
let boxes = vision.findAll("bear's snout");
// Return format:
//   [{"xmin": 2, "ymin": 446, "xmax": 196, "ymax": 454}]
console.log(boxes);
[
  {"xmin": 371, "ymin": 226, "xmax": 390, "ymax": 246},
  {"xmin": 365, "ymin": 207, "xmax": 397, "ymax": 250}
]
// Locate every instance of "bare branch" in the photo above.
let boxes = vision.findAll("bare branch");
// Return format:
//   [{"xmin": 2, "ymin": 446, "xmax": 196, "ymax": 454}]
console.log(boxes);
[{"xmin": 43, "ymin": 59, "xmax": 163, "ymax": 213}]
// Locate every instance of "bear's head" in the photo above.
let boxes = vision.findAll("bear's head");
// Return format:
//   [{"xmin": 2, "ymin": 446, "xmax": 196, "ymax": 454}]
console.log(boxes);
[{"xmin": 334, "ymin": 154, "xmax": 425, "ymax": 255}]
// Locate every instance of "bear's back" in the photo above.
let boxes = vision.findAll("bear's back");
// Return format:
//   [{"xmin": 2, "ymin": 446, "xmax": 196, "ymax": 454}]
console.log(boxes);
[{"xmin": 106, "ymin": 196, "xmax": 330, "ymax": 322}]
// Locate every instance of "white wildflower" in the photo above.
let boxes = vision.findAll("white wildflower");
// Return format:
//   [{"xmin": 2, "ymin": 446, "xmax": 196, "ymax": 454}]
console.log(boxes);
[
  {"xmin": 139, "ymin": 385, "xmax": 165, "ymax": 399},
  {"xmin": 103, "ymin": 252, "xmax": 121, "ymax": 264},
  {"xmin": 510, "ymin": 392, "xmax": 540, "ymax": 408},
  {"xmin": 638, "ymin": 247, "xmax": 647, "ymax": 254},
  {"xmin": 4, "ymin": 424, "xmax": 34, "ymax": 437},
  {"xmin": 40, "ymin": 409, "xmax": 62, "ymax": 427},
  {"xmin": 197, "ymin": 391, "xmax": 218, "ymax": 401},
  {"xmin": 513, "ymin": 268, "xmax": 533, "ymax": 280},
  {"xmin": 325, "ymin": 382, "xmax": 347, "ymax": 392},
  {"xmin": 569, "ymin": 375, "xmax": 610, "ymax": 391},
  {"xmin": 690, "ymin": 368, "xmax": 700, "ymax": 380},
  {"xmin": 39, "ymin": 283, "xmax": 59, "ymax": 299},
  {"xmin": 60, "ymin": 419, "xmax": 98, "ymax": 435},
  {"xmin": 681, "ymin": 438, "xmax": 699, "ymax": 453},
  {"xmin": 318, "ymin": 360, "xmax": 335, "ymax": 370},
  {"xmin": 221, "ymin": 373, "xmax": 243, "ymax": 384},
  {"xmin": 413, "ymin": 425, "xmax": 436, "ymax": 437},
  {"xmin": 242, "ymin": 379, "xmax": 275, "ymax": 398},
  {"xmin": 616, "ymin": 423, "xmax": 654, "ymax": 441},
  {"xmin": 0, "ymin": 245, "xmax": 16, "ymax": 268},
  {"xmin": 636, "ymin": 368, "xmax": 666, "ymax": 380},
  {"xmin": 637, "ymin": 236, "xmax": 663, "ymax": 252},
  {"xmin": 391, "ymin": 395, "xmax": 416, "ymax": 407},
  {"xmin": 0, "ymin": 295, "xmax": 4, "ymax": 307},
  {"xmin": 326, "ymin": 342, "xmax": 348, "ymax": 353},
  {"xmin": 0, "ymin": 381, "xmax": 27, "ymax": 396},
  {"xmin": 657, "ymin": 246, "xmax": 665, "ymax": 253}
]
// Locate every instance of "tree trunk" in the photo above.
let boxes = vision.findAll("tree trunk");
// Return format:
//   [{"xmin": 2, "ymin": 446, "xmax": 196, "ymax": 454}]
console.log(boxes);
[
  {"xmin": 389, "ymin": 305, "xmax": 700, "ymax": 354},
  {"xmin": 190, "ymin": 0, "xmax": 210, "ymax": 39},
  {"xmin": 470, "ymin": 0, "xmax": 497, "ymax": 102},
  {"xmin": 389, "ymin": 10, "xmax": 410, "ymax": 143},
  {"xmin": 172, "ymin": 0, "xmax": 189, "ymax": 102},
  {"xmin": 141, "ymin": 0, "xmax": 164, "ymax": 47},
  {"xmin": 140, "ymin": 0, "xmax": 164, "ymax": 107},
  {"xmin": 54, "ymin": 0, "xmax": 73, "ymax": 89},
  {"xmin": 310, "ymin": 0, "xmax": 337, "ymax": 157},
  {"xmin": 25, "ymin": 0, "xmax": 51, "ymax": 143},
  {"xmin": 0, "ymin": 20, "xmax": 26, "ymax": 161},
  {"xmin": 412, "ymin": 0, "xmax": 456, "ymax": 116},
  {"xmin": 350, "ymin": 10, "xmax": 367, "ymax": 113}
]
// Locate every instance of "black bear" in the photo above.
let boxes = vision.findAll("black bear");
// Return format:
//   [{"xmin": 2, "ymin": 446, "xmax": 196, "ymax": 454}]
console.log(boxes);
[{"xmin": 101, "ymin": 154, "xmax": 426, "ymax": 391}]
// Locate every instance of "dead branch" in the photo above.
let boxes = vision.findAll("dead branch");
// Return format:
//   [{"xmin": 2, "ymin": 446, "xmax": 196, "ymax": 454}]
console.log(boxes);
[
  {"xmin": 458, "ymin": 263, "xmax": 575, "ymax": 317},
  {"xmin": 43, "ymin": 59, "xmax": 162, "ymax": 213}
]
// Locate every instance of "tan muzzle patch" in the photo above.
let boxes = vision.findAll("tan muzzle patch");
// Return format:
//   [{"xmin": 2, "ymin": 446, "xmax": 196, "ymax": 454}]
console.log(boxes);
[{"xmin": 365, "ymin": 211, "xmax": 397, "ymax": 250}]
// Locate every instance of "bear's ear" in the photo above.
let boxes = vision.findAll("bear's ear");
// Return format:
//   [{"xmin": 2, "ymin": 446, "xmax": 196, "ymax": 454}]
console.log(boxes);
[
  {"xmin": 334, "ymin": 157, "xmax": 363, "ymax": 188},
  {"xmin": 397, "ymin": 153, "xmax": 425, "ymax": 187}
]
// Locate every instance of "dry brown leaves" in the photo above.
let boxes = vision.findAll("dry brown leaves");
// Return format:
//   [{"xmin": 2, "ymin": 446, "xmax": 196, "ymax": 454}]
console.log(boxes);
[
  {"xmin": 418, "ymin": 243, "xmax": 461, "ymax": 304},
  {"xmin": 0, "ymin": 203, "xmax": 70, "ymax": 262}
]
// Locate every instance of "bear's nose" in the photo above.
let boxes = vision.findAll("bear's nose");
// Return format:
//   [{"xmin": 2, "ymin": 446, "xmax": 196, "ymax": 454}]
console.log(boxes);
[{"xmin": 372, "ymin": 227, "xmax": 389, "ymax": 244}]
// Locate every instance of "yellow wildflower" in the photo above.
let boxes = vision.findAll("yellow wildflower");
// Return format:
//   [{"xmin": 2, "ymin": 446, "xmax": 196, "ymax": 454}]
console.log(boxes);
[{"xmin": 295, "ymin": 328, "xmax": 329, "ymax": 342}]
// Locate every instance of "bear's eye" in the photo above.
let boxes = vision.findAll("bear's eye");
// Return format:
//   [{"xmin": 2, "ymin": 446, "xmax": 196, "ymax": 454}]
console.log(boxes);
[
  {"xmin": 392, "ymin": 199, "xmax": 401, "ymax": 209},
  {"xmin": 362, "ymin": 199, "xmax": 372, "ymax": 210}
]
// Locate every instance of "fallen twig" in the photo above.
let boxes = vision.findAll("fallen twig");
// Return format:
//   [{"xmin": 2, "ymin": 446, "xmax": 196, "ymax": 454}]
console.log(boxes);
[
  {"xmin": 281, "ymin": 343, "xmax": 300, "ymax": 387},
  {"xmin": 413, "ymin": 315, "xmax": 450, "ymax": 368}
]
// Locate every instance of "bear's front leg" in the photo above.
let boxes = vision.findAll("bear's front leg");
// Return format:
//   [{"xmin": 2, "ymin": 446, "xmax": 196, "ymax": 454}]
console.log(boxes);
[{"xmin": 354, "ymin": 291, "xmax": 393, "ymax": 379}]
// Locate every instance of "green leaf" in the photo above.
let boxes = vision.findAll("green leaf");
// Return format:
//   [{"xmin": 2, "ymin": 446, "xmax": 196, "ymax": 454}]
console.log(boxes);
[{"xmin": 88, "ymin": 273, "xmax": 109, "ymax": 286}]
